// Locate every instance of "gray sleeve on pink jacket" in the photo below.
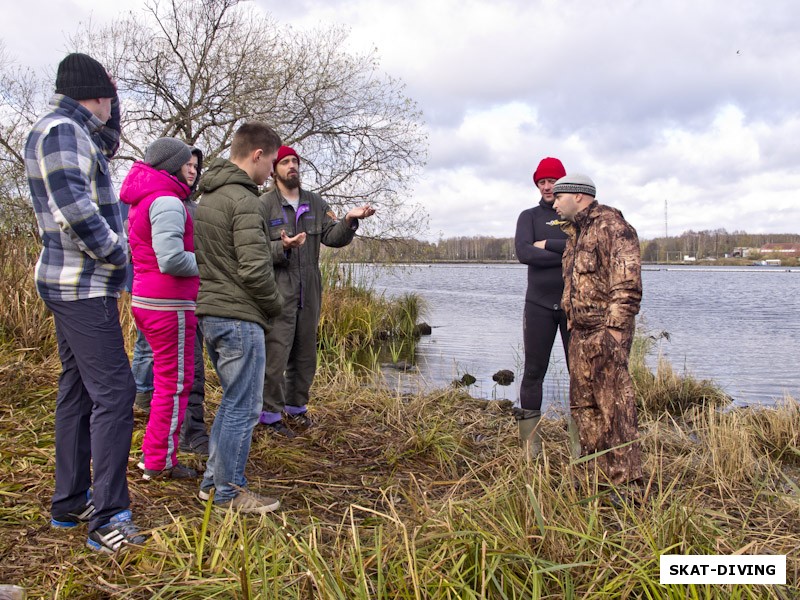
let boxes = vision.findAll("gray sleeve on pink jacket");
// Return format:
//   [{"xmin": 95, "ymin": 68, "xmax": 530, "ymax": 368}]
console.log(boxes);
[{"xmin": 149, "ymin": 197, "xmax": 199, "ymax": 277}]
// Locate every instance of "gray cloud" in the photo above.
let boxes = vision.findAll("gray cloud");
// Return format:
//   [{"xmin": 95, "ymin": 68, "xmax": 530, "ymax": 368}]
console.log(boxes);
[{"xmin": 5, "ymin": 0, "xmax": 799, "ymax": 240}]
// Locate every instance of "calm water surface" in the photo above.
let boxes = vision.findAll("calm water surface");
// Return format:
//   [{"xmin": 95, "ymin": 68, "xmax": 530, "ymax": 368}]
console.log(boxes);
[{"xmin": 364, "ymin": 263, "xmax": 799, "ymax": 410}]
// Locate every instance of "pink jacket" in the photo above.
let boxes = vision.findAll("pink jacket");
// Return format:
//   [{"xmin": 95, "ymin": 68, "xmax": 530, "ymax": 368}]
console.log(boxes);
[{"xmin": 120, "ymin": 162, "xmax": 199, "ymax": 303}]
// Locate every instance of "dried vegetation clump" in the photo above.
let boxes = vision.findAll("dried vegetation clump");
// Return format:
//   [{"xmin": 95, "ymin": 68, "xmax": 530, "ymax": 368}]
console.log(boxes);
[{"xmin": 0, "ymin": 234, "xmax": 798, "ymax": 598}]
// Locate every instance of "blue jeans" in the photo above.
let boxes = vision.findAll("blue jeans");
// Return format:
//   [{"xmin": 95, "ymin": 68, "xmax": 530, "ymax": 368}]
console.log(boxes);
[
  {"xmin": 199, "ymin": 316, "xmax": 266, "ymax": 503},
  {"xmin": 131, "ymin": 328, "xmax": 154, "ymax": 394}
]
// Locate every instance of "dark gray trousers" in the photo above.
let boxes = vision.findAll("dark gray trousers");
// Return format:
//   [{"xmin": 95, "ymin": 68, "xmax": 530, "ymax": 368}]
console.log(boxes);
[
  {"xmin": 181, "ymin": 325, "xmax": 206, "ymax": 442},
  {"xmin": 262, "ymin": 294, "xmax": 320, "ymax": 415},
  {"xmin": 45, "ymin": 297, "xmax": 136, "ymax": 532}
]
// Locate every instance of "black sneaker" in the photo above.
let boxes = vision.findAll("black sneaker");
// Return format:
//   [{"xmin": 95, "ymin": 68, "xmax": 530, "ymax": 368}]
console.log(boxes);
[
  {"xmin": 51, "ymin": 490, "xmax": 95, "ymax": 528},
  {"xmin": 134, "ymin": 391, "xmax": 152, "ymax": 415},
  {"xmin": 179, "ymin": 433, "xmax": 209, "ymax": 456},
  {"xmin": 287, "ymin": 412, "xmax": 313, "ymax": 430},
  {"xmin": 86, "ymin": 510, "xmax": 147, "ymax": 553},
  {"xmin": 264, "ymin": 421, "xmax": 296, "ymax": 439},
  {"xmin": 137, "ymin": 461, "xmax": 198, "ymax": 480}
]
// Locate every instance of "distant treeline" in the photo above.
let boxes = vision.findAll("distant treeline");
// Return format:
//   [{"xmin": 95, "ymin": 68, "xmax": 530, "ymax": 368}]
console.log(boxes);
[
  {"xmin": 329, "ymin": 229, "xmax": 800, "ymax": 263},
  {"xmin": 640, "ymin": 230, "xmax": 800, "ymax": 262}
]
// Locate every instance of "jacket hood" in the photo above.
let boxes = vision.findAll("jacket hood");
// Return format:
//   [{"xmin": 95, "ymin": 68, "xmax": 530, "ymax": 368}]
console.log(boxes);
[
  {"xmin": 198, "ymin": 157, "xmax": 259, "ymax": 196},
  {"xmin": 120, "ymin": 161, "xmax": 191, "ymax": 206},
  {"xmin": 189, "ymin": 147, "xmax": 203, "ymax": 195}
]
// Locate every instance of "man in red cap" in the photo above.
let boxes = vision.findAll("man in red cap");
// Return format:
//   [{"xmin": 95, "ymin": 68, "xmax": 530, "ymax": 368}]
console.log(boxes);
[
  {"xmin": 513, "ymin": 157, "xmax": 570, "ymax": 458},
  {"xmin": 259, "ymin": 146, "xmax": 375, "ymax": 436}
]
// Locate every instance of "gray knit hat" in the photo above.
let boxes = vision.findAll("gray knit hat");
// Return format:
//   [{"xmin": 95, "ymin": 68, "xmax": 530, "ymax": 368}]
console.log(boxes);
[
  {"xmin": 552, "ymin": 173, "xmax": 596, "ymax": 197},
  {"xmin": 144, "ymin": 137, "xmax": 193, "ymax": 175}
]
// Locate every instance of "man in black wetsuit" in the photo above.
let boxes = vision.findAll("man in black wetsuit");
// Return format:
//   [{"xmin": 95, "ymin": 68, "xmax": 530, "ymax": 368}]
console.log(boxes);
[{"xmin": 513, "ymin": 157, "xmax": 569, "ymax": 458}]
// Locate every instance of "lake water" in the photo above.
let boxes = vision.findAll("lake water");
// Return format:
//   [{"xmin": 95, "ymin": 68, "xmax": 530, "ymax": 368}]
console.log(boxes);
[{"xmin": 363, "ymin": 263, "xmax": 800, "ymax": 410}]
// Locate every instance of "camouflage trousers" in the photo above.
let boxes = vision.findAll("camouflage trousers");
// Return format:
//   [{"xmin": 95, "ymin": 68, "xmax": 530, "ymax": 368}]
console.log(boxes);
[{"xmin": 568, "ymin": 326, "xmax": 642, "ymax": 485}]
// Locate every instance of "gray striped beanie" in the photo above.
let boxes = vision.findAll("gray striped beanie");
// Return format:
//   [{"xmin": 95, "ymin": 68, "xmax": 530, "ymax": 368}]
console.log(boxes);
[{"xmin": 552, "ymin": 174, "xmax": 596, "ymax": 197}]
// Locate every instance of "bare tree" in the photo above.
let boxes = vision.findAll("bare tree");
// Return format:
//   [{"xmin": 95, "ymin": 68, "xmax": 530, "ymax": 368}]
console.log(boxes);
[
  {"xmin": 0, "ymin": 44, "xmax": 49, "ymax": 231},
  {"xmin": 70, "ymin": 0, "xmax": 428, "ymax": 239}
]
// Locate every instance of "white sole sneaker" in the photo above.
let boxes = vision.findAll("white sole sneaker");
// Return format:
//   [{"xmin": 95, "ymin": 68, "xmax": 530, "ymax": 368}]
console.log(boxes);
[{"xmin": 217, "ymin": 489, "xmax": 280, "ymax": 514}]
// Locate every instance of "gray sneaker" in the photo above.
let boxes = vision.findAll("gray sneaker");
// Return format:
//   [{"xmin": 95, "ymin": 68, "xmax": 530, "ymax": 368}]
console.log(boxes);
[{"xmin": 216, "ymin": 489, "xmax": 280, "ymax": 514}]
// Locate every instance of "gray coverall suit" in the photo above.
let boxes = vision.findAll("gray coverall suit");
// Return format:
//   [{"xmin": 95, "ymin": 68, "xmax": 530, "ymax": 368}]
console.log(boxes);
[{"xmin": 260, "ymin": 187, "xmax": 358, "ymax": 420}]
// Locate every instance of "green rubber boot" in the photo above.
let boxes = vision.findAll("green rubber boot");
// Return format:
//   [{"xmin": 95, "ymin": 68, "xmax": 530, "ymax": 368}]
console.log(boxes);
[
  {"xmin": 567, "ymin": 415, "xmax": 582, "ymax": 459},
  {"xmin": 517, "ymin": 411, "xmax": 543, "ymax": 459}
]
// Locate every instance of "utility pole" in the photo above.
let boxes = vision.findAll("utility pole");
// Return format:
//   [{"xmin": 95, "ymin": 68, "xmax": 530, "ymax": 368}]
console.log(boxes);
[{"xmin": 663, "ymin": 199, "xmax": 668, "ymax": 263}]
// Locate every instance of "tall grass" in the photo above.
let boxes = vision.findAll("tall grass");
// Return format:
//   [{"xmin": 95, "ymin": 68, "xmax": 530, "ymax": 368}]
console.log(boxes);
[
  {"xmin": 0, "ymin": 233, "xmax": 55, "ymax": 359},
  {"xmin": 630, "ymin": 330, "xmax": 732, "ymax": 415},
  {"xmin": 318, "ymin": 259, "xmax": 426, "ymax": 373},
  {"xmin": 3, "ymin": 381, "xmax": 796, "ymax": 598},
  {"xmin": 0, "ymin": 233, "xmax": 797, "ymax": 597}
]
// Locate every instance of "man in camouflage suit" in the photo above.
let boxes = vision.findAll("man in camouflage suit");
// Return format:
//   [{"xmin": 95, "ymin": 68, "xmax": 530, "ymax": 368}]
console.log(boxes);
[{"xmin": 553, "ymin": 174, "xmax": 643, "ymax": 487}]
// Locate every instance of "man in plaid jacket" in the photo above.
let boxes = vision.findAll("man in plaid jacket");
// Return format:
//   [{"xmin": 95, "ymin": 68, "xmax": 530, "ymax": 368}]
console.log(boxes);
[{"xmin": 25, "ymin": 53, "xmax": 146, "ymax": 553}]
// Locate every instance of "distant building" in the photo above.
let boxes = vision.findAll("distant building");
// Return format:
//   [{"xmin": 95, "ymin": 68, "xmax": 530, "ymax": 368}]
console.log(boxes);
[
  {"xmin": 732, "ymin": 247, "xmax": 759, "ymax": 257},
  {"xmin": 752, "ymin": 259, "xmax": 782, "ymax": 266},
  {"xmin": 760, "ymin": 243, "xmax": 800, "ymax": 257}
]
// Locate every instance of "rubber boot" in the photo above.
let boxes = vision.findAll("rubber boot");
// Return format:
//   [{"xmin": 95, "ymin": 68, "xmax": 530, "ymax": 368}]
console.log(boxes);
[
  {"xmin": 517, "ymin": 410, "xmax": 543, "ymax": 459},
  {"xmin": 567, "ymin": 415, "xmax": 582, "ymax": 459}
]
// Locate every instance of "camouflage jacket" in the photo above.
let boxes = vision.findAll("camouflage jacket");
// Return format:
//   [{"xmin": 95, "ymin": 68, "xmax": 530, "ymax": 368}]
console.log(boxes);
[{"xmin": 561, "ymin": 201, "xmax": 642, "ymax": 331}]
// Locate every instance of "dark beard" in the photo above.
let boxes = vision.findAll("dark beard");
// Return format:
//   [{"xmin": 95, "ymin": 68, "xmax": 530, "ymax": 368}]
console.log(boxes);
[{"xmin": 277, "ymin": 172, "xmax": 300, "ymax": 190}]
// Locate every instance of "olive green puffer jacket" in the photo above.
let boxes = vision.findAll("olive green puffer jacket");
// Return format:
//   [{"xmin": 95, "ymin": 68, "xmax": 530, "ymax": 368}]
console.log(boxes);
[{"xmin": 194, "ymin": 158, "xmax": 283, "ymax": 331}]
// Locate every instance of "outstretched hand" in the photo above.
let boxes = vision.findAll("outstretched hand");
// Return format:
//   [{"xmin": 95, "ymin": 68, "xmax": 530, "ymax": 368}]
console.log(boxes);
[
  {"xmin": 346, "ymin": 204, "xmax": 376, "ymax": 222},
  {"xmin": 281, "ymin": 230, "xmax": 306, "ymax": 249}
]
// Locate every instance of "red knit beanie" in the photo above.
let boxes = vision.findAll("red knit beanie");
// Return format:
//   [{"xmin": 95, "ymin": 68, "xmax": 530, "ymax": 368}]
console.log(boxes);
[
  {"xmin": 533, "ymin": 157, "xmax": 566, "ymax": 184},
  {"xmin": 273, "ymin": 145, "xmax": 300, "ymax": 168}
]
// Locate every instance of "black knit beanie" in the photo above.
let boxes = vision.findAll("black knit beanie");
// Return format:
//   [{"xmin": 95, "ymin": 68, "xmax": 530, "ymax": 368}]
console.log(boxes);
[
  {"xmin": 55, "ymin": 53, "xmax": 116, "ymax": 101},
  {"xmin": 144, "ymin": 138, "xmax": 193, "ymax": 176}
]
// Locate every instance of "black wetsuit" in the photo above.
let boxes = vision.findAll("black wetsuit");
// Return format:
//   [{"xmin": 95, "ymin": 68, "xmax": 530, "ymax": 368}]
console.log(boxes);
[{"xmin": 514, "ymin": 198, "xmax": 569, "ymax": 411}]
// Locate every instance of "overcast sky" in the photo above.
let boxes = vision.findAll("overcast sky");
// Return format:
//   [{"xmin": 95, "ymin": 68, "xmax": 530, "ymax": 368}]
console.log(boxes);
[{"xmin": 3, "ymin": 0, "xmax": 799, "ymax": 240}]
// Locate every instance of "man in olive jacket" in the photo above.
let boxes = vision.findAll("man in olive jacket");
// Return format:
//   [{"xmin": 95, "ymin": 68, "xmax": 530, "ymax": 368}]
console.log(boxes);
[
  {"xmin": 258, "ymin": 145, "xmax": 375, "ymax": 436},
  {"xmin": 553, "ymin": 173, "xmax": 643, "ymax": 491},
  {"xmin": 194, "ymin": 122, "xmax": 284, "ymax": 514}
]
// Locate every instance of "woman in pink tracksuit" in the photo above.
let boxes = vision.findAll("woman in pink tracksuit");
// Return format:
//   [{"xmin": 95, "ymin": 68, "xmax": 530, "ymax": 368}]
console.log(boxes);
[{"xmin": 120, "ymin": 137, "xmax": 201, "ymax": 480}]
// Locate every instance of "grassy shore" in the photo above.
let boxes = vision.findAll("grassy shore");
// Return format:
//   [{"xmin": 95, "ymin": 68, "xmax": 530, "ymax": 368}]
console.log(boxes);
[{"xmin": 0, "ymin": 234, "xmax": 798, "ymax": 598}]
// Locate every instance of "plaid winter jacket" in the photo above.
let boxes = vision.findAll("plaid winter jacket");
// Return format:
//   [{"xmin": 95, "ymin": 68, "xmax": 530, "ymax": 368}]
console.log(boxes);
[{"xmin": 25, "ymin": 94, "xmax": 128, "ymax": 301}]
